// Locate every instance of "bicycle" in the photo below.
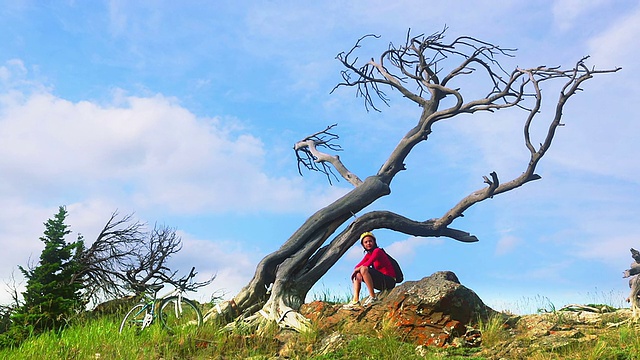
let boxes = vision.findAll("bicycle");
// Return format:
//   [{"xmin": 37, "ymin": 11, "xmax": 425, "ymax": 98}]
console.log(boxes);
[{"xmin": 119, "ymin": 267, "xmax": 203, "ymax": 334}]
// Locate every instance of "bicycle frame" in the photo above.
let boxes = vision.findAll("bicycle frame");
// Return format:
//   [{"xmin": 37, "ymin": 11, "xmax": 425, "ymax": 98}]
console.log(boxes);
[
  {"xmin": 162, "ymin": 289, "xmax": 185, "ymax": 319},
  {"xmin": 135, "ymin": 286, "xmax": 165, "ymax": 331}
]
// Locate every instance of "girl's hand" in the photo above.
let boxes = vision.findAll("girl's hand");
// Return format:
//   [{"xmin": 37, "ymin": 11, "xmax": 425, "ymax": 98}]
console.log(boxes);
[{"xmin": 351, "ymin": 267, "xmax": 360, "ymax": 279}]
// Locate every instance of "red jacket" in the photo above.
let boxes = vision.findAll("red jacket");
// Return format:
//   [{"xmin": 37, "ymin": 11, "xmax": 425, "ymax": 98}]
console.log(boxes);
[{"xmin": 355, "ymin": 247, "xmax": 397, "ymax": 279}]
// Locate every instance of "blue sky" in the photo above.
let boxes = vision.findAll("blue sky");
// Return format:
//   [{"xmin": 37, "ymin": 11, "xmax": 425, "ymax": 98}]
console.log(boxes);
[{"xmin": 1, "ymin": 1, "xmax": 639, "ymax": 314}]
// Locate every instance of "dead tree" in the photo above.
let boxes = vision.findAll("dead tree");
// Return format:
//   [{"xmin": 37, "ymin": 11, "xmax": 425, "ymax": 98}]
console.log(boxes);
[
  {"xmin": 204, "ymin": 29, "xmax": 619, "ymax": 331},
  {"xmin": 74, "ymin": 212, "xmax": 145, "ymax": 302},
  {"xmin": 75, "ymin": 211, "xmax": 212, "ymax": 304}
]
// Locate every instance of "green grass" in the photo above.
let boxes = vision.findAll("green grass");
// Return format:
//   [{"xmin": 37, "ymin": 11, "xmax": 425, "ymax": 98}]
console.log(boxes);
[
  {"xmin": 0, "ymin": 315, "xmax": 181, "ymax": 360},
  {"xmin": 313, "ymin": 335, "xmax": 487, "ymax": 360},
  {"xmin": 2, "ymin": 291, "xmax": 640, "ymax": 360},
  {"xmin": 310, "ymin": 285, "xmax": 352, "ymax": 305},
  {"xmin": 477, "ymin": 313, "xmax": 510, "ymax": 348},
  {"xmin": 0, "ymin": 313, "xmax": 483, "ymax": 360},
  {"xmin": 520, "ymin": 324, "xmax": 640, "ymax": 360},
  {"xmin": 3, "ymin": 314, "xmax": 640, "ymax": 360},
  {"xmin": 314, "ymin": 335, "xmax": 423, "ymax": 360}
]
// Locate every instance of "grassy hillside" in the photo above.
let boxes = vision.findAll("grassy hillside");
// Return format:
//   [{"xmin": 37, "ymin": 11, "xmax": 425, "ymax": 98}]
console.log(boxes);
[
  {"xmin": 1, "ymin": 306, "xmax": 640, "ymax": 359},
  {"xmin": 0, "ymin": 313, "xmax": 440, "ymax": 360}
]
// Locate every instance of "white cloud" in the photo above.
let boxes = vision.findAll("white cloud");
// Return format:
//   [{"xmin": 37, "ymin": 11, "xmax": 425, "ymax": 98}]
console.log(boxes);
[
  {"xmin": 0, "ymin": 59, "xmax": 26, "ymax": 83},
  {"xmin": 107, "ymin": 0, "xmax": 128, "ymax": 37},
  {"xmin": 577, "ymin": 234, "xmax": 638, "ymax": 267},
  {"xmin": 587, "ymin": 5, "xmax": 640, "ymax": 68},
  {"xmin": 387, "ymin": 236, "xmax": 445, "ymax": 258},
  {"xmin": 0, "ymin": 72, "xmax": 340, "ymax": 214},
  {"xmin": 492, "ymin": 258, "xmax": 575, "ymax": 284},
  {"xmin": 438, "ymin": 3, "xmax": 640, "ymax": 186},
  {"xmin": 0, "ymin": 61, "xmax": 347, "ymax": 304},
  {"xmin": 541, "ymin": 5, "xmax": 640, "ymax": 185},
  {"xmin": 344, "ymin": 234, "xmax": 446, "ymax": 263},
  {"xmin": 552, "ymin": 0, "xmax": 610, "ymax": 31},
  {"xmin": 168, "ymin": 232, "xmax": 259, "ymax": 303},
  {"xmin": 495, "ymin": 234, "xmax": 523, "ymax": 256},
  {"xmin": 0, "ymin": 59, "xmax": 50, "ymax": 95}
]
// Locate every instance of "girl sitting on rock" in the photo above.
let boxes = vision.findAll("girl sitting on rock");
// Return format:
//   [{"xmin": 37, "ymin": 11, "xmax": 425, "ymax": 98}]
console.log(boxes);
[{"xmin": 343, "ymin": 231, "xmax": 397, "ymax": 309}]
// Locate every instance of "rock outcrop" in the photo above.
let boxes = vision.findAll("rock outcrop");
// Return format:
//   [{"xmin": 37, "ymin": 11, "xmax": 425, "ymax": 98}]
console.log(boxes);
[{"xmin": 300, "ymin": 271, "xmax": 496, "ymax": 347}]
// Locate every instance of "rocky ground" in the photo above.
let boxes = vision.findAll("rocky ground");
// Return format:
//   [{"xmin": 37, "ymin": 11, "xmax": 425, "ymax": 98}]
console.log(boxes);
[
  {"xmin": 297, "ymin": 300, "xmax": 633, "ymax": 359},
  {"xmin": 292, "ymin": 272, "xmax": 636, "ymax": 359},
  {"xmin": 474, "ymin": 307, "xmax": 633, "ymax": 359}
]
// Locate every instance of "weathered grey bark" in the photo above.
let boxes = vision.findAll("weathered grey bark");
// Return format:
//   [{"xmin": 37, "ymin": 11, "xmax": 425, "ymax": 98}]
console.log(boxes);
[
  {"xmin": 629, "ymin": 276, "xmax": 640, "ymax": 320},
  {"xmin": 624, "ymin": 248, "xmax": 640, "ymax": 320},
  {"xmin": 204, "ymin": 29, "xmax": 619, "ymax": 331}
]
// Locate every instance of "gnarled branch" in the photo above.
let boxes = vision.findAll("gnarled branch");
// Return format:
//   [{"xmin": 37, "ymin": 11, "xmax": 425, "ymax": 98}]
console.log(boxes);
[{"xmin": 294, "ymin": 124, "xmax": 363, "ymax": 186}]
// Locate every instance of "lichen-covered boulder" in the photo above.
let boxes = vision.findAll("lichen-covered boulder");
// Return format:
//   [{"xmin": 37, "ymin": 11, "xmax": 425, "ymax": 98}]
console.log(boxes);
[{"xmin": 385, "ymin": 271, "xmax": 495, "ymax": 346}]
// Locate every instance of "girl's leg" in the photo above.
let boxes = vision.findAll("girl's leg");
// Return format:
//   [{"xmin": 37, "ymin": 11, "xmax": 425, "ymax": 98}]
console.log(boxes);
[
  {"xmin": 359, "ymin": 267, "xmax": 376, "ymax": 298},
  {"xmin": 352, "ymin": 273, "xmax": 363, "ymax": 302}
]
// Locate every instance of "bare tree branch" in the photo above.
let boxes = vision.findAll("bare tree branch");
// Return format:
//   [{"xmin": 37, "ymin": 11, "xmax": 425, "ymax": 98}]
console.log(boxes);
[
  {"xmin": 75, "ymin": 211, "xmax": 214, "ymax": 302},
  {"xmin": 74, "ymin": 211, "xmax": 146, "ymax": 301},
  {"xmin": 294, "ymin": 124, "xmax": 363, "ymax": 186},
  {"xmin": 3, "ymin": 270, "xmax": 24, "ymax": 308},
  {"xmin": 124, "ymin": 224, "xmax": 181, "ymax": 291},
  {"xmin": 332, "ymin": 30, "xmax": 620, "ymax": 230}
]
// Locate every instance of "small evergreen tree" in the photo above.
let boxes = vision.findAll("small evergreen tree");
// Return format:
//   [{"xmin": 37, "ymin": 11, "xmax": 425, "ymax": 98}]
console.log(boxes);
[{"xmin": 12, "ymin": 206, "xmax": 84, "ymax": 333}]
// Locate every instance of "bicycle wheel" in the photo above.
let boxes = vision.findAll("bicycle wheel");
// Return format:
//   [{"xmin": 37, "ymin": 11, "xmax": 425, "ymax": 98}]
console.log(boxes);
[
  {"xmin": 119, "ymin": 303, "xmax": 151, "ymax": 333},
  {"xmin": 158, "ymin": 296, "xmax": 202, "ymax": 333}
]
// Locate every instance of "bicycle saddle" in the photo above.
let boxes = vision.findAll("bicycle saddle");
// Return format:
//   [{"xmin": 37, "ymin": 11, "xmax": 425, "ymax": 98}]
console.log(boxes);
[{"xmin": 148, "ymin": 284, "xmax": 164, "ymax": 292}]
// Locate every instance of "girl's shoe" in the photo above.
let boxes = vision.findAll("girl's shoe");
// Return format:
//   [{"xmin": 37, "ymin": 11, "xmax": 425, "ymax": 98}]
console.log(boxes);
[
  {"xmin": 362, "ymin": 296, "xmax": 379, "ymax": 307},
  {"xmin": 341, "ymin": 300, "xmax": 361, "ymax": 310}
]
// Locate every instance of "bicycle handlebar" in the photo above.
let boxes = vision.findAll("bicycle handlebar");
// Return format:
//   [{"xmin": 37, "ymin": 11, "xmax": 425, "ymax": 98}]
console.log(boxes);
[{"xmin": 172, "ymin": 267, "xmax": 198, "ymax": 291}]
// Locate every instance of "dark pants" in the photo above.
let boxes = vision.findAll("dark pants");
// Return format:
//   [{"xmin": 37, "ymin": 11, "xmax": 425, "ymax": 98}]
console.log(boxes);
[{"xmin": 369, "ymin": 267, "xmax": 396, "ymax": 291}]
